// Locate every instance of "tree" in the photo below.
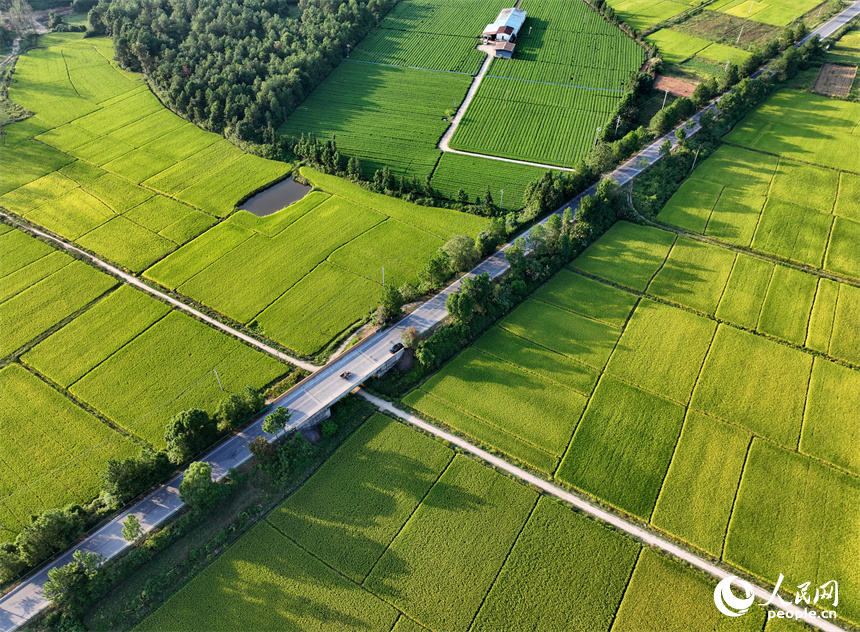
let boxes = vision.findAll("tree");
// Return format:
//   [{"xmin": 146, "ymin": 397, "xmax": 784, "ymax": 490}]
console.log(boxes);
[
  {"xmin": 101, "ymin": 449, "xmax": 172, "ymax": 506},
  {"xmin": 401, "ymin": 326, "xmax": 420, "ymax": 349},
  {"xmin": 378, "ymin": 284, "xmax": 404, "ymax": 322},
  {"xmin": 718, "ymin": 63, "xmax": 741, "ymax": 91},
  {"xmin": 248, "ymin": 436, "xmax": 275, "ymax": 463},
  {"xmin": 178, "ymin": 462, "xmax": 219, "ymax": 509},
  {"xmin": 15, "ymin": 508, "xmax": 85, "ymax": 566},
  {"xmin": 164, "ymin": 409, "xmax": 217, "ymax": 464},
  {"xmin": 442, "ymin": 234, "xmax": 479, "ymax": 273},
  {"xmin": 215, "ymin": 393, "xmax": 252, "ymax": 431},
  {"xmin": 475, "ymin": 219, "xmax": 505, "ymax": 256},
  {"xmin": 122, "ymin": 515, "xmax": 143, "ymax": 542},
  {"xmin": 262, "ymin": 406, "xmax": 291, "ymax": 436},
  {"xmin": 691, "ymin": 81, "xmax": 712, "ymax": 108},
  {"xmin": 418, "ymin": 249, "xmax": 451, "ymax": 289},
  {"xmin": 456, "ymin": 188, "xmax": 469, "ymax": 205},
  {"xmin": 241, "ymin": 386, "xmax": 266, "ymax": 415},
  {"xmin": 347, "ymin": 156, "xmax": 361, "ymax": 180},
  {"xmin": 43, "ymin": 550, "xmax": 103, "ymax": 616}
]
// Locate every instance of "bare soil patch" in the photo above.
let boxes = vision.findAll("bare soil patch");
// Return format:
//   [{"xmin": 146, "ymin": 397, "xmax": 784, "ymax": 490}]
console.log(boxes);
[
  {"xmin": 654, "ymin": 74, "xmax": 696, "ymax": 98},
  {"xmin": 813, "ymin": 63, "xmax": 857, "ymax": 97}
]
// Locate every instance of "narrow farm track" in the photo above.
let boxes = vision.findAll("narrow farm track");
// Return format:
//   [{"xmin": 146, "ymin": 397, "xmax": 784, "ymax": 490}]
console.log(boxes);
[
  {"xmin": 360, "ymin": 391, "xmax": 848, "ymax": 632},
  {"xmin": 0, "ymin": 7, "xmax": 856, "ymax": 630},
  {"xmin": 0, "ymin": 214, "xmax": 319, "ymax": 373}
]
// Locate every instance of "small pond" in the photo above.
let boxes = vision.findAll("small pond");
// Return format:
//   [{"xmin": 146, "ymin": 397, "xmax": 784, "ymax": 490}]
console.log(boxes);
[{"xmin": 239, "ymin": 176, "xmax": 310, "ymax": 216}]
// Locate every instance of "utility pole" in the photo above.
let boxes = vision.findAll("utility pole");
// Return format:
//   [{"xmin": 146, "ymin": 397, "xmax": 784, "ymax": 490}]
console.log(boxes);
[
  {"xmin": 661, "ymin": 89, "xmax": 669, "ymax": 109},
  {"xmin": 748, "ymin": 0, "xmax": 754, "ymax": 16},
  {"xmin": 736, "ymin": 23, "xmax": 745, "ymax": 45},
  {"xmin": 593, "ymin": 127, "xmax": 601, "ymax": 147},
  {"xmin": 213, "ymin": 369, "xmax": 223, "ymax": 391},
  {"xmin": 690, "ymin": 147, "xmax": 701, "ymax": 173},
  {"xmin": 615, "ymin": 115, "xmax": 621, "ymax": 133}
]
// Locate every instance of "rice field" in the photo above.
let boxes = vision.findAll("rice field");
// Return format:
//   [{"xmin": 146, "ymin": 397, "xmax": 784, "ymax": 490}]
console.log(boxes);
[
  {"xmin": 140, "ymin": 414, "xmax": 778, "ymax": 632},
  {"xmin": 666, "ymin": 90, "xmax": 860, "ymax": 277},
  {"xmin": 147, "ymin": 169, "xmax": 485, "ymax": 357},
  {"xmin": 0, "ymin": 364, "xmax": 138, "ymax": 539},
  {"xmin": 404, "ymin": 219, "xmax": 858, "ymax": 626},
  {"xmin": 1, "ymin": 229, "xmax": 290, "ymax": 531},
  {"xmin": 710, "ymin": 0, "xmax": 821, "ymax": 26},
  {"xmin": 2, "ymin": 32, "xmax": 290, "ymax": 271}
]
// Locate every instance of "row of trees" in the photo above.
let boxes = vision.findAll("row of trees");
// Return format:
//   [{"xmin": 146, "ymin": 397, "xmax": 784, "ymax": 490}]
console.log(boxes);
[{"xmin": 88, "ymin": 0, "xmax": 396, "ymax": 144}]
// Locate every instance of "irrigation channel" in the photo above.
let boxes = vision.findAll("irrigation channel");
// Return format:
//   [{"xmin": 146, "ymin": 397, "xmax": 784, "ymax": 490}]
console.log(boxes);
[{"xmin": 0, "ymin": 7, "xmax": 857, "ymax": 629}]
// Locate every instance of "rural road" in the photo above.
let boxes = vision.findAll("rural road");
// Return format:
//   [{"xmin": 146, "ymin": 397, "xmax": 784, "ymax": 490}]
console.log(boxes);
[
  {"xmin": 0, "ymin": 6, "xmax": 856, "ymax": 630},
  {"xmin": 361, "ymin": 391, "xmax": 847, "ymax": 632},
  {"xmin": 801, "ymin": 0, "xmax": 860, "ymax": 43}
]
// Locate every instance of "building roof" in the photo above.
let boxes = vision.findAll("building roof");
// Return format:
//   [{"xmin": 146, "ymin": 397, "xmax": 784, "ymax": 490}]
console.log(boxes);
[
  {"xmin": 494, "ymin": 41, "xmax": 516, "ymax": 52},
  {"xmin": 482, "ymin": 7, "xmax": 526, "ymax": 37}
]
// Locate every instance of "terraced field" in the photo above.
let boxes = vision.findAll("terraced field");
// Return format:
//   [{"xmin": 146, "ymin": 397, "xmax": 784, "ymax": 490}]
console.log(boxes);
[
  {"xmin": 450, "ymin": 0, "xmax": 647, "ymax": 166},
  {"xmin": 657, "ymin": 90, "xmax": 860, "ymax": 279},
  {"xmin": 0, "ymin": 228, "xmax": 288, "ymax": 539},
  {"xmin": 137, "ymin": 414, "xmax": 769, "ymax": 632},
  {"xmin": 1, "ymin": 33, "xmax": 289, "ymax": 272},
  {"xmin": 405, "ymin": 221, "xmax": 860, "ymax": 627},
  {"xmin": 145, "ymin": 169, "xmax": 486, "ymax": 356}
]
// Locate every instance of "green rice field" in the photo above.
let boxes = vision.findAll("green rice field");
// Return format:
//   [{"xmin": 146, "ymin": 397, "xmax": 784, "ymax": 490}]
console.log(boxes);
[
  {"xmin": 659, "ymin": 91, "xmax": 859, "ymax": 279},
  {"xmin": 1, "ymin": 32, "xmax": 289, "ymax": 272},
  {"xmin": 450, "ymin": 0, "xmax": 646, "ymax": 167},
  {"xmin": 138, "ymin": 414, "xmax": 773, "ymax": 632},
  {"xmin": 405, "ymin": 219, "xmax": 859, "ymax": 628},
  {"xmin": 0, "ymin": 228, "xmax": 289, "ymax": 537},
  {"xmin": 146, "ymin": 168, "xmax": 485, "ymax": 357}
]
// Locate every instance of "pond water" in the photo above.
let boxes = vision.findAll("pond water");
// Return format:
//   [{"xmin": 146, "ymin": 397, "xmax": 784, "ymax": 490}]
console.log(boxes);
[{"xmin": 239, "ymin": 176, "xmax": 310, "ymax": 216}]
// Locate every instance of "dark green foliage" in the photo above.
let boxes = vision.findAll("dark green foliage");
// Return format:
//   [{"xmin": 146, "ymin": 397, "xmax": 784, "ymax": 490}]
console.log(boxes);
[
  {"xmin": 43, "ymin": 550, "xmax": 104, "ymax": 617},
  {"xmin": 100, "ymin": 449, "xmax": 173, "ymax": 506},
  {"xmin": 262, "ymin": 407, "xmax": 291, "ymax": 436},
  {"xmin": 377, "ymin": 284, "xmax": 404, "ymax": 322},
  {"xmin": 320, "ymin": 418, "xmax": 337, "ymax": 438},
  {"xmin": 164, "ymin": 409, "xmax": 218, "ymax": 464},
  {"xmin": 89, "ymin": 0, "xmax": 395, "ymax": 143},
  {"xmin": 418, "ymin": 249, "xmax": 452, "ymax": 290},
  {"xmin": 442, "ymin": 234, "xmax": 479, "ymax": 273},
  {"xmin": 262, "ymin": 432, "xmax": 314, "ymax": 482},
  {"xmin": 178, "ymin": 462, "xmax": 221, "ymax": 509},
  {"xmin": 15, "ymin": 507, "xmax": 86, "ymax": 566},
  {"xmin": 215, "ymin": 394, "xmax": 251, "ymax": 431}
]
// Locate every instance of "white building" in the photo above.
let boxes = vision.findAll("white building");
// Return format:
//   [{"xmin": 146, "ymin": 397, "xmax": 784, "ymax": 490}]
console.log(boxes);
[{"xmin": 481, "ymin": 8, "xmax": 527, "ymax": 43}]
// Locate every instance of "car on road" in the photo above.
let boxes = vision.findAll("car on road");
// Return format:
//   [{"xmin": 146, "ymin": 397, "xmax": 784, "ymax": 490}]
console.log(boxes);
[{"xmin": 390, "ymin": 343, "xmax": 404, "ymax": 354}]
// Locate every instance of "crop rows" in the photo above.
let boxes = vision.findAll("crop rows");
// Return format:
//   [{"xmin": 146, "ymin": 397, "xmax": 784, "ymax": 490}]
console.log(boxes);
[
  {"xmin": 644, "ymin": 28, "xmax": 711, "ymax": 64},
  {"xmin": 350, "ymin": 30, "xmax": 486, "ymax": 74},
  {"xmin": 659, "ymin": 101, "xmax": 860, "ymax": 281},
  {"xmin": 428, "ymin": 153, "xmax": 551, "ymax": 209},
  {"xmin": 710, "ymin": 0, "xmax": 821, "ymax": 26},
  {"xmin": 378, "ymin": 0, "xmax": 513, "ymax": 37},
  {"xmin": 279, "ymin": 62, "xmax": 468, "ymax": 180},
  {"xmin": 140, "ymin": 414, "xmax": 785, "ymax": 631},
  {"xmin": 268, "ymin": 415, "xmax": 454, "ymax": 581},
  {"xmin": 606, "ymin": 0, "xmax": 689, "ymax": 31},
  {"xmin": 492, "ymin": 29, "xmax": 645, "ymax": 91},
  {"xmin": 0, "ymin": 364, "xmax": 138, "ymax": 538},
  {"xmin": 1, "ymin": 229, "xmax": 289, "ymax": 533},
  {"xmin": 451, "ymin": 85, "xmax": 619, "ymax": 167}
]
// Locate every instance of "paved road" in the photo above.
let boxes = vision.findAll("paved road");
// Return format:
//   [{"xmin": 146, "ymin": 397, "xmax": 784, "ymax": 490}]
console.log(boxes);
[
  {"xmin": 0, "ymin": 39, "xmax": 20, "ymax": 69},
  {"xmin": 801, "ymin": 0, "xmax": 860, "ymax": 43},
  {"xmin": 362, "ymin": 392, "xmax": 847, "ymax": 632},
  {"xmin": 1, "ymin": 5, "xmax": 856, "ymax": 628},
  {"xmin": 0, "ymin": 214, "xmax": 317, "ymax": 372}
]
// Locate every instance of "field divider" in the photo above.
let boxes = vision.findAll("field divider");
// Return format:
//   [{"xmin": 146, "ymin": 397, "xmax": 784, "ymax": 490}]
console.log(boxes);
[
  {"xmin": 359, "ymin": 453, "xmax": 455, "ymax": 585},
  {"xmin": 360, "ymin": 390, "xmax": 849, "ymax": 632},
  {"xmin": 718, "ymin": 436, "xmax": 754, "ymax": 561},
  {"xmin": 0, "ymin": 212, "xmax": 319, "ymax": 372}
]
